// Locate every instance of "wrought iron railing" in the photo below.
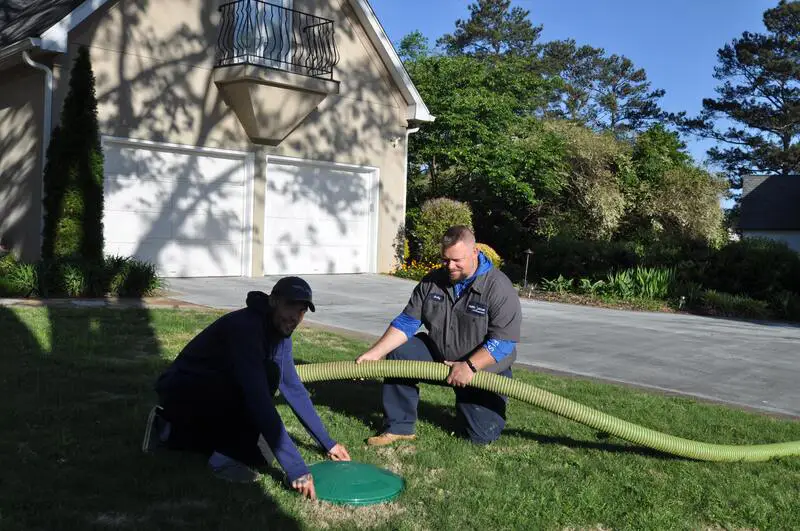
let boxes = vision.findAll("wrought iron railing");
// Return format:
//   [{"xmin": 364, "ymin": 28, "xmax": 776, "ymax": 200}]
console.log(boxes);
[{"xmin": 216, "ymin": 1, "xmax": 339, "ymax": 80}]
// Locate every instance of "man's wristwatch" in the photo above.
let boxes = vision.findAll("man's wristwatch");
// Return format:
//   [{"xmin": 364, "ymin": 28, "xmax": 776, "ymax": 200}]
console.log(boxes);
[{"xmin": 465, "ymin": 358, "xmax": 478, "ymax": 373}]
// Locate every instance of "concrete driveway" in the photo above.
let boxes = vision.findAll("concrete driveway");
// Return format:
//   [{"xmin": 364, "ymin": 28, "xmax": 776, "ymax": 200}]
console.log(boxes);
[{"xmin": 165, "ymin": 274, "xmax": 800, "ymax": 417}]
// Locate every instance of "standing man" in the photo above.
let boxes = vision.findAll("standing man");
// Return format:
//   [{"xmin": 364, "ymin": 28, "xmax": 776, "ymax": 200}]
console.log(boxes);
[
  {"xmin": 356, "ymin": 226, "xmax": 522, "ymax": 446},
  {"xmin": 142, "ymin": 276, "xmax": 350, "ymax": 499}
]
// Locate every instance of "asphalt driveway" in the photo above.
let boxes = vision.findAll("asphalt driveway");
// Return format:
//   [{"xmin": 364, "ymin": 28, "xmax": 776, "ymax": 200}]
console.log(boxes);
[{"xmin": 165, "ymin": 274, "xmax": 800, "ymax": 417}]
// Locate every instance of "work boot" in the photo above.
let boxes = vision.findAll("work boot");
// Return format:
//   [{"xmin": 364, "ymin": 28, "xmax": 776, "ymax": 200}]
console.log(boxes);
[
  {"xmin": 141, "ymin": 405, "xmax": 169, "ymax": 453},
  {"xmin": 366, "ymin": 432, "xmax": 416, "ymax": 446}
]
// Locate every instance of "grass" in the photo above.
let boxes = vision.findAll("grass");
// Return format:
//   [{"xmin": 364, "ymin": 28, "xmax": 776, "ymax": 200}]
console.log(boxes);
[{"xmin": 1, "ymin": 306, "xmax": 799, "ymax": 530}]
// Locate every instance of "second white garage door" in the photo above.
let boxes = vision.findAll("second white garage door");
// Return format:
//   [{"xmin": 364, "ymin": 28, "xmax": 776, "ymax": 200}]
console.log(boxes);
[{"xmin": 264, "ymin": 158, "xmax": 378, "ymax": 275}]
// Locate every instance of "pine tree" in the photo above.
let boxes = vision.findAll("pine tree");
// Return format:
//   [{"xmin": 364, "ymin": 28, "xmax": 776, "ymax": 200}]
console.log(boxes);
[
  {"xmin": 437, "ymin": 0, "xmax": 541, "ymax": 58},
  {"xmin": 679, "ymin": 0, "xmax": 800, "ymax": 188},
  {"xmin": 41, "ymin": 46, "xmax": 105, "ymax": 265}
]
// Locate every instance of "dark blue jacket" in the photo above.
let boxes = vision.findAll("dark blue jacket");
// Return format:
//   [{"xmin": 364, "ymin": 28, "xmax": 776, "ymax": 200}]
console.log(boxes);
[{"xmin": 155, "ymin": 291, "xmax": 335, "ymax": 481}]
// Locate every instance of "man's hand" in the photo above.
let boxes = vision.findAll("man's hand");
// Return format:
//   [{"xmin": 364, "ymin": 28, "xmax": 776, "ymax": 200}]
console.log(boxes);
[
  {"xmin": 291, "ymin": 473, "xmax": 316, "ymax": 500},
  {"xmin": 327, "ymin": 443, "xmax": 351, "ymax": 461},
  {"xmin": 355, "ymin": 326, "xmax": 409, "ymax": 364},
  {"xmin": 355, "ymin": 350, "xmax": 385, "ymax": 364},
  {"xmin": 444, "ymin": 360, "xmax": 475, "ymax": 387}
]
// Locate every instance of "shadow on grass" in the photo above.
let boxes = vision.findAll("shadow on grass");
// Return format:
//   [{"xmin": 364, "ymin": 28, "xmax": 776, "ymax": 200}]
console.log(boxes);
[
  {"xmin": 304, "ymin": 372, "xmax": 683, "ymax": 461},
  {"xmin": 502, "ymin": 429, "xmax": 682, "ymax": 460},
  {"xmin": 305, "ymin": 377, "xmax": 461, "ymax": 436},
  {"xmin": 0, "ymin": 305, "xmax": 301, "ymax": 530}
]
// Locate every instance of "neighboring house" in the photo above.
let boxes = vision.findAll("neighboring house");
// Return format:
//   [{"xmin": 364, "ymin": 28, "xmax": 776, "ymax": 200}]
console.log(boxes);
[
  {"xmin": 0, "ymin": 0, "xmax": 433, "ymax": 277},
  {"xmin": 739, "ymin": 175, "xmax": 800, "ymax": 252}
]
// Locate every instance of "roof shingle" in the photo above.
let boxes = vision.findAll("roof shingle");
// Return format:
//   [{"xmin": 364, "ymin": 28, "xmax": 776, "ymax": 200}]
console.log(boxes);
[{"xmin": 0, "ymin": 0, "xmax": 84, "ymax": 46}]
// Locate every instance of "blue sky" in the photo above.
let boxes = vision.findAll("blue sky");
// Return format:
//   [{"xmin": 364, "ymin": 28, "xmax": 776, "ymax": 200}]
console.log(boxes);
[{"xmin": 369, "ymin": 0, "xmax": 776, "ymax": 167}]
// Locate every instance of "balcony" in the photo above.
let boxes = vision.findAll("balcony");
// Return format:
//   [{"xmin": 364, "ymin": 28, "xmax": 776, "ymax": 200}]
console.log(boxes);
[{"xmin": 213, "ymin": 1, "xmax": 341, "ymax": 145}]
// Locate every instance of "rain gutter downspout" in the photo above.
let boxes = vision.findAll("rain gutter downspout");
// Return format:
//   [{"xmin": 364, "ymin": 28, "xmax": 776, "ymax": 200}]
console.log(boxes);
[{"xmin": 21, "ymin": 41, "xmax": 53, "ymax": 247}]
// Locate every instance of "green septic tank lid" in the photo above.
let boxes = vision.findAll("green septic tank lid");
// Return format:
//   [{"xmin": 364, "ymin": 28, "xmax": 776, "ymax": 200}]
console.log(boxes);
[{"xmin": 309, "ymin": 461, "xmax": 404, "ymax": 506}]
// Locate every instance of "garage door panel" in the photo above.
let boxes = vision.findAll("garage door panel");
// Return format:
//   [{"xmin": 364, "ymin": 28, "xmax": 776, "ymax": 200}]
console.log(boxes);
[
  {"xmin": 174, "ymin": 210, "xmax": 244, "ymax": 240},
  {"xmin": 267, "ymin": 166, "xmax": 370, "ymax": 219},
  {"xmin": 104, "ymin": 175, "xmax": 174, "ymax": 212},
  {"xmin": 177, "ymin": 154, "xmax": 245, "ymax": 186},
  {"xmin": 264, "ymin": 203, "xmax": 369, "ymax": 223},
  {"xmin": 136, "ymin": 150, "xmax": 196, "ymax": 183},
  {"xmin": 172, "ymin": 183, "xmax": 244, "ymax": 212},
  {"xmin": 157, "ymin": 241, "xmax": 243, "ymax": 277},
  {"xmin": 264, "ymin": 244, "xmax": 368, "ymax": 275},
  {"xmin": 103, "ymin": 141, "xmax": 248, "ymax": 278},
  {"xmin": 264, "ymin": 218, "xmax": 369, "ymax": 246},
  {"xmin": 173, "ymin": 184, "xmax": 246, "ymax": 240},
  {"xmin": 104, "ymin": 211, "xmax": 172, "ymax": 241},
  {"xmin": 103, "ymin": 145, "xmax": 143, "ymax": 177}
]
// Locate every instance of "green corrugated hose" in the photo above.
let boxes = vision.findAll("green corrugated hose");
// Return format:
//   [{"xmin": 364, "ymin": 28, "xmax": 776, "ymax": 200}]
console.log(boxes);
[{"xmin": 296, "ymin": 360, "xmax": 800, "ymax": 462}]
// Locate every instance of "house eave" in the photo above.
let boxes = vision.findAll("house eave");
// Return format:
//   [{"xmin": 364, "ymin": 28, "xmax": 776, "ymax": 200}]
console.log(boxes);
[
  {"xmin": 347, "ymin": 0, "xmax": 434, "ymax": 123},
  {"xmin": 39, "ymin": 0, "xmax": 117, "ymax": 52},
  {"xmin": 0, "ymin": 38, "xmax": 42, "ymax": 70}
]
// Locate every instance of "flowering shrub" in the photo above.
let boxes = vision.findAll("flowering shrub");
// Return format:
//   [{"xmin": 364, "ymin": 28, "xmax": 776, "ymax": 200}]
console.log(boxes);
[
  {"xmin": 476, "ymin": 243, "xmax": 503, "ymax": 268},
  {"xmin": 391, "ymin": 260, "xmax": 441, "ymax": 281}
]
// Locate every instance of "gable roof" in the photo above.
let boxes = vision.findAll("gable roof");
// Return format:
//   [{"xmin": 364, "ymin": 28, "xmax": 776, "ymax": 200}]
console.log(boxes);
[
  {"xmin": 739, "ymin": 175, "xmax": 800, "ymax": 231},
  {"xmin": 347, "ymin": 0, "xmax": 433, "ymax": 123},
  {"xmin": 0, "ymin": 0, "xmax": 433, "ymax": 122},
  {"xmin": 0, "ymin": 0, "xmax": 83, "ymax": 46}
]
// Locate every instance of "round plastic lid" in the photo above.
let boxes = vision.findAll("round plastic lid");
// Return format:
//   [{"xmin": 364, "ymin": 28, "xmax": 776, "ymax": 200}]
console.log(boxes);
[{"xmin": 309, "ymin": 461, "xmax": 404, "ymax": 506}]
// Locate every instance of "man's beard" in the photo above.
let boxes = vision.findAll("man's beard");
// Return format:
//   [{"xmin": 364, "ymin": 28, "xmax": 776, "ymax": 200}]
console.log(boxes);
[
  {"xmin": 269, "ymin": 313, "xmax": 295, "ymax": 338},
  {"xmin": 449, "ymin": 271, "xmax": 467, "ymax": 284},
  {"xmin": 276, "ymin": 322, "xmax": 295, "ymax": 338}
]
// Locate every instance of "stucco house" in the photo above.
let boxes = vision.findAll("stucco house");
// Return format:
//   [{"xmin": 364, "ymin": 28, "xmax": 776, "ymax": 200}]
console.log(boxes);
[
  {"xmin": 739, "ymin": 175, "xmax": 800, "ymax": 252},
  {"xmin": 0, "ymin": 0, "xmax": 433, "ymax": 277}
]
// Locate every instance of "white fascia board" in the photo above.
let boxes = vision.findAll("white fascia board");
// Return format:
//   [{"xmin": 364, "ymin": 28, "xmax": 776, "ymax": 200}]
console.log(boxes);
[
  {"xmin": 347, "ymin": 0, "xmax": 434, "ymax": 123},
  {"xmin": 40, "ymin": 0, "xmax": 117, "ymax": 52}
]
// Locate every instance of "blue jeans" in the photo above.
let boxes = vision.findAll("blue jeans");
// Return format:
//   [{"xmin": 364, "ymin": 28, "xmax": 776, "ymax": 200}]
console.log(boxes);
[{"xmin": 382, "ymin": 333, "xmax": 511, "ymax": 444}]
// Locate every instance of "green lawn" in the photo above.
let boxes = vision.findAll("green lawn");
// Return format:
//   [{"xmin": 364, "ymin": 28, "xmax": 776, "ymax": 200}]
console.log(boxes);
[{"xmin": 1, "ymin": 306, "xmax": 799, "ymax": 530}]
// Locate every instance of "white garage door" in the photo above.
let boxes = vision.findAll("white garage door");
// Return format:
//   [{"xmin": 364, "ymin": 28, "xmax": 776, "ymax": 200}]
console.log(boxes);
[
  {"xmin": 264, "ymin": 158, "xmax": 377, "ymax": 275},
  {"xmin": 103, "ymin": 139, "xmax": 251, "ymax": 277}
]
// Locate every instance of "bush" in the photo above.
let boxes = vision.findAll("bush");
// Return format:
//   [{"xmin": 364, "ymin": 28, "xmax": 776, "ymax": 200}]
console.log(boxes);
[
  {"xmin": 698, "ymin": 290, "xmax": 772, "ymax": 320},
  {"xmin": 631, "ymin": 266, "xmax": 676, "ymax": 300},
  {"xmin": 702, "ymin": 238, "xmax": 800, "ymax": 301},
  {"xmin": 476, "ymin": 243, "xmax": 503, "ymax": 268},
  {"xmin": 0, "ymin": 255, "xmax": 162, "ymax": 298},
  {"xmin": 110, "ymin": 257, "xmax": 162, "ymax": 297},
  {"xmin": 527, "ymin": 237, "xmax": 640, "ymax": 283},
  {"xmin": 36, "ymin": 257, "xmax": 106, "ymax": 297},
  {"xmin": 0, "ymin": 252, "xmax": 18, "ymax": 276},
  {"xmin": 673, "ymin": 281, "xmax": 705, "ymax": 308},
  {"xmin": 605, "ymin": 269, "xmax": 636, "ymax": 299},
  {"xmin": 5, "ymin": 263, "xmax": 39, "ymax": 297},
  {"xmin": 415, "ymin": 198, "xmax": 473, "ymax": 263},
  {"xmin": 61, "ymin": 262, "xmax": 87, "ymax": 297},
  {"xmin": 770, "ymin": 290, "xmax": 800, "ymax": 322},
  {"xmin": 541, "ymin": 275, "xmax": 573, "ymax": 294},
  {"xmin": 577, "ymin": 278, "xmax": 607, "ymax": 296},
  {"xmin": 391, "ymin": 260, "xmax": 440, "ymax": 282}
]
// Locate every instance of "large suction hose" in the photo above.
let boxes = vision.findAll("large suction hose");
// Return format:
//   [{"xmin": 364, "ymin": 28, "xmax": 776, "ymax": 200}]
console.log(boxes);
[{"xmin": 296, "ymin": 360, "xmax": 800, "ymax": 462}]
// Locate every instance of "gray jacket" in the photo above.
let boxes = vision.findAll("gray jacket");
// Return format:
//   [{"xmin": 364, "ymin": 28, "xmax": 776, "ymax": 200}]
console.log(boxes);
[{"xmin": 402, "ymin": 265, "xmax": 522, "ymax": 373}]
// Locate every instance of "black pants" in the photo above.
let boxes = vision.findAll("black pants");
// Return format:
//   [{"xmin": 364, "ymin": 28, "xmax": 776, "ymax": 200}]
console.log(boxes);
[
  {"xmin": 157, "ymin": 389, "xmax": 267, "ymax": 468},
  {"xmin": 382, "ymin": 333, "xmax": 511, "ymax": 444}
]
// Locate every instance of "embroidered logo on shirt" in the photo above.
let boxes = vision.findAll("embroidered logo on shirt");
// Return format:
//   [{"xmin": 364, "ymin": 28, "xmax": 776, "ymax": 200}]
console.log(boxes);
[
  {"xmin": 429, "ymin": 293, "xmax": 444, "ymax": 302},
  {"xmin": 467, "ymin": 301, "xmax": 488, "ymax": 316}
]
